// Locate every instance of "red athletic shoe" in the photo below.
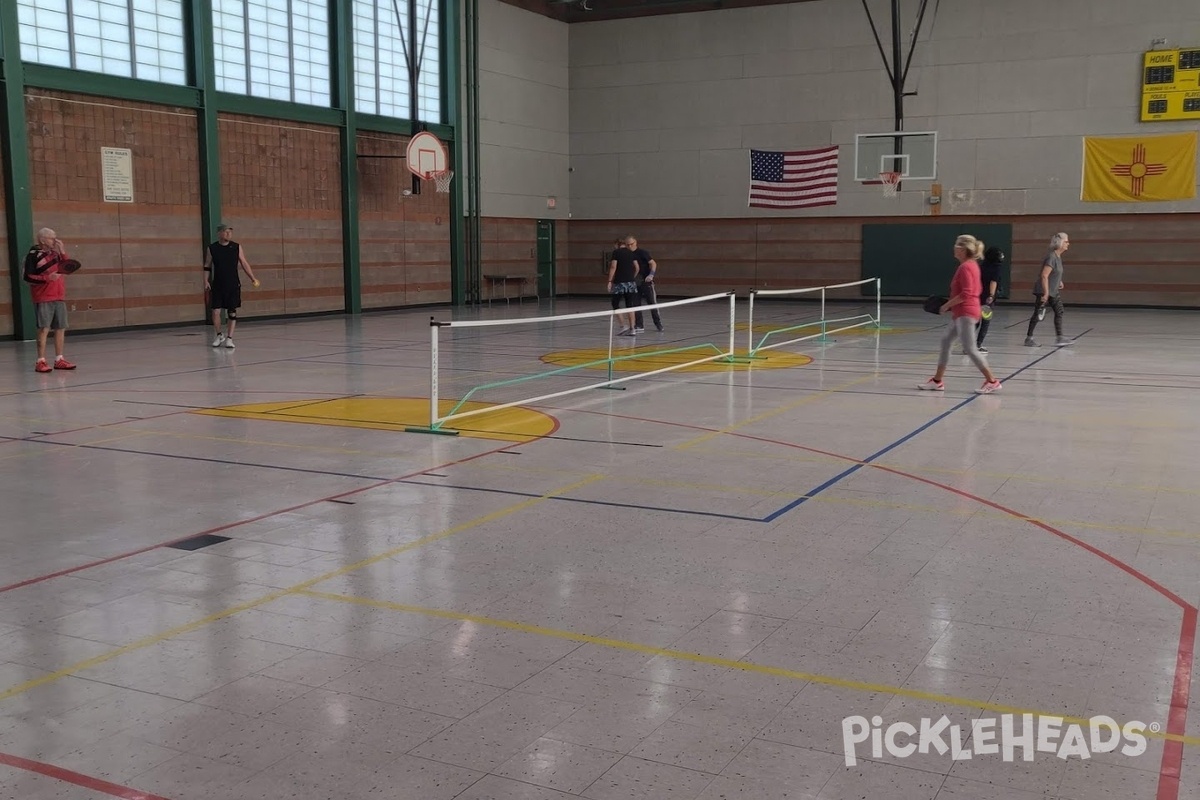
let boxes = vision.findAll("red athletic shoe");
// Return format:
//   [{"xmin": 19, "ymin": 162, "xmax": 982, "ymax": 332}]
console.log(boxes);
[
  {"xmin": 53, "ymin": 358, "xmax": 76, "ymax": 370},
  {"xmin": 35, "ymin": 359, "xmax": 52, "ymax": 373}
]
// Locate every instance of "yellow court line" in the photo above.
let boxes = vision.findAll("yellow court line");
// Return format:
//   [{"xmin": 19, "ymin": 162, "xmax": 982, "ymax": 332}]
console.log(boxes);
[
  {"xmin": 683, "ymin": 444, "xmax": 1200, "ymax": 498},
  {"xmin": 0, "ymin": 474, "xmax": 605, "ymax": 705},
  {"xmin": 673, "ymin": 374, "xmax": 880, "ymax": 451},
  {"xmin": 128, "ymin": 427, "xmax": 412, "ymax": 459},
  {"xmin": 777, "ymin": 493, "xmax": 1200, "ymax": 541},
  {"xmin": 673, "ymin": 351, "xmax": 939, "ymax": 452},
  {"xmin": 0, "ymin": 430, "xmax": 154, "ymax": 463},
  {"xmin": 299, "ymin": 589, "xmax": 1200, "ymax": 748},
  {"xmin": 459, "ymin": 463, "xmax": 1194, "ymax": 540}
]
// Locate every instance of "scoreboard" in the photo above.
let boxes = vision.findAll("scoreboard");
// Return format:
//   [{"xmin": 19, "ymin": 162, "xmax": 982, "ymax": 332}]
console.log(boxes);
[{"xmin": 1141, "ymin": 48, "xmax": 1200, "ymax": 121}]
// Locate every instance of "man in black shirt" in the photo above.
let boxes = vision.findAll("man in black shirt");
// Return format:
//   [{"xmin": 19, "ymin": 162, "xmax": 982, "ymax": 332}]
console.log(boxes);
[
  {"xmin": 629, "ymin": 237, "xmax": 663, "ymax": 333},
  {"xmin": 607, "ymin": 237, "xmax": 642, "ymax": 335},
  {"xmin": 605, "ymin": 238, "xmax": 624, "ymax": 274},
  {"xmin": 203, "ymin": 224, "xmax": 259, "ymax": 349}
]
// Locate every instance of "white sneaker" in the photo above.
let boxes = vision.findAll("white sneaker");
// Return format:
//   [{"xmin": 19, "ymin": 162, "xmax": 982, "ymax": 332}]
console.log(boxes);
[
  {"xmin": 224, "ymin": 338, "xmax": 235, "ymax": 349},
  {"xmin": 211, "ymin": 333, "xmax": 225, "ymax": 347}
]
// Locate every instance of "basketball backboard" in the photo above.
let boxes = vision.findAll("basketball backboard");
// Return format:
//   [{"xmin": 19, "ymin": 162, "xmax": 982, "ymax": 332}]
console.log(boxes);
[
  {"xmin": 406, "ymin": 131, "xmax": 449, "ymax": 180},
  {"xmin": 854, "ymin": 131, "xmax": 938, "ymax": 181}
]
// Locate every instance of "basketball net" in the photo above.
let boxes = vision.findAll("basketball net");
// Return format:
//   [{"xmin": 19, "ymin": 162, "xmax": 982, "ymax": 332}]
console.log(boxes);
[
  {"xmin": 432, "ymin": 170, "xmax": 454, "ymax": 193},
  {"xmin": 880, "ymin": 171, "xmax": 901, "ymax": 198}
]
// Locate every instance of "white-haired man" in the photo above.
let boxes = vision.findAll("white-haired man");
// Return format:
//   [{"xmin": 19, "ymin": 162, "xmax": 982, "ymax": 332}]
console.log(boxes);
[
  {"xmin": 23, "ymin": 227, "xmax": 76, "ymax": 372},
  {"xmin": 1025, "ymin": 232, "xmax": 1073, "ymax": 347}
]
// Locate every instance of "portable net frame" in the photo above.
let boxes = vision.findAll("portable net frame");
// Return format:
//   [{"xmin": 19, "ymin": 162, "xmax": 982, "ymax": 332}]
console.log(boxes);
[
  {"xmin": 407, "ymin": 292, "xmax": 738, "ymax": 435},
  {"xmin": 745, "ymin": 278, "xmax": 883, "ymax": 358}
]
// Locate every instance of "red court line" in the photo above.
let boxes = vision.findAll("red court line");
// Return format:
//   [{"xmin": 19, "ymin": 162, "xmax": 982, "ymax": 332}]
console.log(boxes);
[
  {"xmin": 549, "ymin": 406, "xmax": 1196, "ymax": 800},
  {"xmin": 0, "ymin": 751, "xmax": 170, "ymax": 800},
  {"xmin": 0, "ymin": 438, "xmax": 532, "ymax": 594},
  {"xmin": 1159, "ymin": 607, "xmax": 1197, "ymax": 800}
]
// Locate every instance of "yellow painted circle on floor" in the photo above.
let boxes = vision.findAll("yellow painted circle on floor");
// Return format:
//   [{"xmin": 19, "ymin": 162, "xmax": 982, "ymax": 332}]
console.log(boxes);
[
  {"xmin": 540, "ymin": 346, "xmax": 812, "ymax": 372},
  {"xmin": 194, "ymin": 397, "xmax": 558, "ymax": 442}
]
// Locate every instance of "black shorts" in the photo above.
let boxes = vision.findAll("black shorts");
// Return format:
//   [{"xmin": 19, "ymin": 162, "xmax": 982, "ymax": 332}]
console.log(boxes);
[
  {"xmin": 210, "ymin": 283, "xmax": 241, "ymax": 311},
  {"xmin": 610, "ymin": 282, "xmax": 639, "ymax": 310}
]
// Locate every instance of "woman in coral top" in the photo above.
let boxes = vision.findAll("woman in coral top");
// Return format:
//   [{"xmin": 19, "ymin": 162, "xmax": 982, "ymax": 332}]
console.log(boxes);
[{"xmin": 919, "ymin": 234, "xmax": 1001, "ymax": 394}]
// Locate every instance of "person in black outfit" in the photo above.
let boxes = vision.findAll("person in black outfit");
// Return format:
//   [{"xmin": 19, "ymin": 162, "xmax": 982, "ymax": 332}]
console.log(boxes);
[
  {"xmin": 629, "ymin": 236, "xmax": 663, "ymax": 333},
  {"xmin": 975, "ymin": 246, "xmax": 1003, "ymax": 352},
  {"xmin": 607, "ymin": 238, "xmax": 642, "ymax": 336},
  {"xmin": 203, "ymin": 224, "xmax": 259, "ymax": 349},
  {"xmin": 604, "ymin": 238, "xmax": 624, "ymax": 274}
]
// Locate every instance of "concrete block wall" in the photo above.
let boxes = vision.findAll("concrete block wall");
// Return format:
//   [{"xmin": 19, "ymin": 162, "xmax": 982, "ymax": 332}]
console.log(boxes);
[
  {"xmin": 26, "ymin": 91, "xmax": 203, "ymax": 330},
  {"xmin": 478, "ymin": 0, "xmax": 570, "ymax": 223},
  {"xmin": 217, "ymin": 115, "xmax": 344, "ymax": 317},
  {"xmin": 481, "ymin": 217, "xmax": 538, "ymax": 288},
  {"xmin": 567, "ymin": 0, "xmax": 1200, "ymax": 220},
  {"xmin": 357, "ymin": 132, "xmax": 453, "ymax": 309}
]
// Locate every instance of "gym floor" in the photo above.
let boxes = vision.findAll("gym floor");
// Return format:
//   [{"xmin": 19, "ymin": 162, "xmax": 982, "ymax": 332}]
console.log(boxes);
[{"xmin": 1, "ymin": 299, "xmax": 1197, "ymax": 800}]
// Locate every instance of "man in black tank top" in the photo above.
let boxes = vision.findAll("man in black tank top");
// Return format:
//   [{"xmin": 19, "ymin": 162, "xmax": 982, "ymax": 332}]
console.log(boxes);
[{"xmin": 203, "ymin": 224, "xmax": 259, "ymax": 349}]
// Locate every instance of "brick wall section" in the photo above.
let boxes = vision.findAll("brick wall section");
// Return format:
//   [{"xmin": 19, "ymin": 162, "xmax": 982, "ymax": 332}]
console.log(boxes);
[
  {"xmin": 480, "ymin": 217, "xmax": 541, "ymax": 300},
  {"xmin": 26, "ymin": 91, "xmax": 202, "ymax": 330},
  {"xmin": 565, "ymin": 214, "xmax": 1200, "ymax": 307},
  {"xmin": 218, "ymin": 114, "xmax": 343, "ymax": 316},
  {"xmin": 0, "ymin": 148, "xmax": 9, "ymax": 336},
  {"xmin": 357, "ymin": 132, "xmax": 451, "ymax": 308}
]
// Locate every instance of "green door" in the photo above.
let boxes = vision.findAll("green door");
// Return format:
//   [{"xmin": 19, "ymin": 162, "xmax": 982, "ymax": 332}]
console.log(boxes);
[{"xmin": 536, "ymin": 220, "xmax": 555, "ymax": 298}]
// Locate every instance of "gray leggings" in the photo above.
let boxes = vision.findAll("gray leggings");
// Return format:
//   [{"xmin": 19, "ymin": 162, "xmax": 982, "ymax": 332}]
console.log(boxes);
[{"xmin": 938, "ymin": 315, "xmax": 990, "ymax": 373}]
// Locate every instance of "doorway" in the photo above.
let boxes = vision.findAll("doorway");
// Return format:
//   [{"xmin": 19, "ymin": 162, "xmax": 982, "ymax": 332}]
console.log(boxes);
[{"xmin": 536, "ymin": 220, "xmax": 555, "ymax": 299}]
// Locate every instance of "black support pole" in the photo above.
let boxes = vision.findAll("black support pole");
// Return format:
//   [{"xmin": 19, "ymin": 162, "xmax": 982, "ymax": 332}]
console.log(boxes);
[{"xmin": 890, "ymin": 0, "xmax": 904, "ymax": 177}]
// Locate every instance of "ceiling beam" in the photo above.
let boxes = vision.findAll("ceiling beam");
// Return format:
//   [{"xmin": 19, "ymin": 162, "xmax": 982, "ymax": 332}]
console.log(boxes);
[{"xmin": 497, "ymin": 0, "xmax": 818, "ymax": 24}]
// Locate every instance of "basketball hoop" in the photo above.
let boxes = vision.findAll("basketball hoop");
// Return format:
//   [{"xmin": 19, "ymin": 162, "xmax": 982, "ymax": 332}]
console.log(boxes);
[
  {"xmin": 879, "ymin": 171, "xmax": 901, "ymax": 198},
  {"xmin": 431, "ymin": 169, "xmax": 454, "ymax": 193}
]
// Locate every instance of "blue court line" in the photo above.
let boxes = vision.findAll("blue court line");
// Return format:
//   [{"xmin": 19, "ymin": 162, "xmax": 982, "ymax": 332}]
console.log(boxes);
[{"xmin": 761, "ymin": 329, "xmax": 1093, "ymax": 524}]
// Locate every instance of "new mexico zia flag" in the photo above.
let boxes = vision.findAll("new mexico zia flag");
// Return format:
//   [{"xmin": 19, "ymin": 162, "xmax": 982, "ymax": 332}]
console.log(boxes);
[{"xmin": 1082, "ymin": 132, "xmax": 1197, "ymax": 202}]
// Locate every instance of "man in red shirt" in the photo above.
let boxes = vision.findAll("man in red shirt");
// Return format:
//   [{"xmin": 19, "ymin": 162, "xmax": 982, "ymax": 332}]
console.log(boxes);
[{"xmin": 23, "ymin": 227, "xmax": 77, "ymax": 373}]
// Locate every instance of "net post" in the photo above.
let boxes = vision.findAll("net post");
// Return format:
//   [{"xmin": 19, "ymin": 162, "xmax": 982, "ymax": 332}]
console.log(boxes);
[
  {"xmin": 727, "ymin": 291, "xmax": 736, "ymax": 358},
  {"xmin": 746, "ymin": 289, "xmax": 757, "ymax": 358},
  {"xmin": 818, "ymin": 287, "xmax": 828, "ymax": 342},
  {"xmin": 747, "ymin": 289, "xmax": 755, "ymax": 354},
  {"xmin": 430, "ymin": 319, "xmax": 439, "ymax": 427},
  {"xmin": 733, "ymin": 289, "xmax": 765, "ymax": 362},
  {"xmin": 405, "ymin": 318, "xmax": 459, "ymax": 435},
  {"xmin": 607, "ymin": 313, "xmax": 614, "ymax": 383},
  {"xmin": 875, "ymin": 277, "xmax": 882, "ymax": 329},
  {"xmin": 598, "ymin": 306, "xmax": 625, "ymax": 391},
  {"xmin": 721, "ymin": 290, "xmax": 754, "ymax": 363}
]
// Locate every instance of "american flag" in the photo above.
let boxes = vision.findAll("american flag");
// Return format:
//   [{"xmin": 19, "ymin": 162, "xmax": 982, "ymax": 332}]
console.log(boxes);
[{"xmin": 748, "ymin": 146, "xmax": 840, "ymax": 209}]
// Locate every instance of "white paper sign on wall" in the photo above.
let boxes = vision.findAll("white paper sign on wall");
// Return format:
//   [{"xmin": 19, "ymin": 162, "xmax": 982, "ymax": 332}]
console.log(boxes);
[{"xmin": 102, "ymin": 147, "xmax": 134, "ymax": 203}]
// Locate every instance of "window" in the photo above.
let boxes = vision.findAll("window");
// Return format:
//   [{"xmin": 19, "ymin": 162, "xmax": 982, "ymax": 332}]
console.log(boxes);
[
  {"xmin": 17, "ymin": 0, "xmax": 72, "ymax": 68},
  {"xmin": 353, "ymin": 0, "xmax": 442, "ymax": 123},
  {"xmin": 17, "ymin": 0, "xmax": 186, "ymax": 84},
  {"xmin": 212, "ymin": 0, "xmax": 331, "ymax": 106}
]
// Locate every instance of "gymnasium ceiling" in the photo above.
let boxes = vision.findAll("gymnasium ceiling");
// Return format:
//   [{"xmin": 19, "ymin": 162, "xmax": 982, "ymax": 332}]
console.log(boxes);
[{"xmin": 497, "ymin": 0, "xmax": 818, "ymax": 24}]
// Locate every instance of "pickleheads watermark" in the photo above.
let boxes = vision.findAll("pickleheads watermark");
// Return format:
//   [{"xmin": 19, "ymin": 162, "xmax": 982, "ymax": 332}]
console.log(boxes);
[{"xmin": 841, "ymin": 714, "xmax": 1156, "ymax": 767}]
